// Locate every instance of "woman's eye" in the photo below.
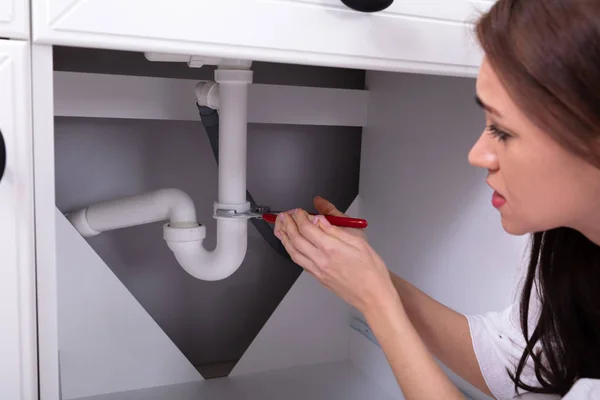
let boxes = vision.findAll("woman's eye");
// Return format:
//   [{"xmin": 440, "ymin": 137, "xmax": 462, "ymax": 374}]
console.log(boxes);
[{"xmin": 487, "ymin": 124, "xmax": 511, "ymax": 142}]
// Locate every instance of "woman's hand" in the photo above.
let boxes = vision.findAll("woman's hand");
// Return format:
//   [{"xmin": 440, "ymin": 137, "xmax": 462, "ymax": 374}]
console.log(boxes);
[
  {"xmin": 275, "ymin": 198, "xmax": 467, "ymax": 399},
  {"xmin": 312, "ymin": 196, "xmax": 368, "ymax": 241},
  {"xmin": 274, "ymin": 198, "xmax": 399, "ymax": 316}
]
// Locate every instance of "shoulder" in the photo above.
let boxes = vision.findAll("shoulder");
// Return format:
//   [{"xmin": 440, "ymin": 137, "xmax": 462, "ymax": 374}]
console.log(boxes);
[
  {"xmin": 467, "ymin": 301, "xmax": 598, "ymax": 400},
  {"xmin": 563, "ymin": 379, "xmax": 600, "ymax": 399},
  {"xmin": 466, "ymin": 300, "xmax": 543, "ymax": 399},
  {"xmin": 515, "ymin": 379, "xmax": 600, "ymax": 399}
]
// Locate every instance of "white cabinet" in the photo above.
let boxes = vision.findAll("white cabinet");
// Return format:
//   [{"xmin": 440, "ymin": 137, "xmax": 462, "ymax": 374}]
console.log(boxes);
[
  {"xmin": 0, "ymin": 40, "xmax": 37, "ymax": 400},
  {"xmin": 0, "ymin": 0, "xmax": 29, "ymax": 39},
  {"xmin": 32, "ymin": 0, "xmax": 492, "ymax": 77},
  {"xmin": 26, "ymin": 2, "xmax": 522, "ymax": 400},
  {"xmin": 30, "ymin": 43, "xmax": 524, "ymax": 400}
]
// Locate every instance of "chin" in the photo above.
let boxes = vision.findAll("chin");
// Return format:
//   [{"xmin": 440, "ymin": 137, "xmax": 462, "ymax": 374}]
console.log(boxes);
[{"xmin": 500, "ymin": 215, "xmax": 532, "ymax": 236}]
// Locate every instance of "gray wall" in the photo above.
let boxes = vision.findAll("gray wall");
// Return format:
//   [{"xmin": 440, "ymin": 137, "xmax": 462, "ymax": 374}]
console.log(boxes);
[
  {"xmin": 355, "ymin": 69, "xmax": 529, "ymax": 400},
  {"xmin": 360, "ymin": 70, "xmax": 529, "ymax": 318},
  {"xmin": 54, "ymin": 47, "xmax": 364, "ymax": 376}
]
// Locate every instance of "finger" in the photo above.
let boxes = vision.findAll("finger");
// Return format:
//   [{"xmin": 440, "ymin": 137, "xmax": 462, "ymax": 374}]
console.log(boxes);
[
  {"xmin": 274, "ymin": 212, "xmax": 285, "ymax": 238},
  {"xmin": 313, "ymin": 196, "xmax": 347, "ymax": 217},
  {"xmin": 291, "ymin": 209, "xmax": 346, "ymax": 251},
  {"xmin": 282, "ymin": 211, "xmax": 322, "ymax": 258},
  {"xmin": 280, "ymin": 230, "xmax": 320, "ymax": 277},
  {"xmin": 274, "ymin": 210, "xmax": 296, "ymax": 237},
  {"xmin": 317, "ymin": 221, "xmax": 366, "ymax": 249}
]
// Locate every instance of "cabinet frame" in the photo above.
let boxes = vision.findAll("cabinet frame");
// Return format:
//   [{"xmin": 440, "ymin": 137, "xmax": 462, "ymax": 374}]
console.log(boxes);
[
  {"xmin": 32, "ymin": 0, "xmax": 487, "ymax": 77},
  {"xmin": 0, "ymin": 39, "xmax": 37, "ymax": 400},
  {"xmin": 0, "ymin": 0, "xmax": 29, "ymax": 39}
]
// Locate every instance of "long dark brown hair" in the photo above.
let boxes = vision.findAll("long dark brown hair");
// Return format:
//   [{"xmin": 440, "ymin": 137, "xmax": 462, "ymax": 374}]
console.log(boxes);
[{"xmin": 476, "ymin": 0, "xmax": 600, "ymax": 396}]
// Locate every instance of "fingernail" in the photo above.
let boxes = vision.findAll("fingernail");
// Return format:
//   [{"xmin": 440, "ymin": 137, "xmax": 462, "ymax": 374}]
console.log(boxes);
[
  {"xmin": 274, "ymin": 230, "xmax": 282, "ymax": 239},
  {"xmin": 311, "ymin": 215, "xmax": 319, "ymax": 224},
  {"xmin": 278, "ymin": 213, "xmax": 286, "ymax": 221},
  {"xmin": 292, "ymin": 208, "xmax": 298, "ymax": 214},
  {"xmin": 318, "ymin": 215, "xmax": 332, "ymax": 227}
]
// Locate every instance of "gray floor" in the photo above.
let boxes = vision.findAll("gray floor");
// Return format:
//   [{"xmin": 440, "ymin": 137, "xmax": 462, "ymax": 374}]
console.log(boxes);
[
  {"xmin": 73, "ymin": 361, "xmax": 397, "ymax": 400},
  {"xmin": 195, "ymin": 361, "xmax": 238, "ymax": 380}
]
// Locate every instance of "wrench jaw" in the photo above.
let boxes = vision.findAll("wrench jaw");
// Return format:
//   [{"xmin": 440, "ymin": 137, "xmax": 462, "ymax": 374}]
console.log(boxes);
[
  {"xmin": 213, "ymin": 205, "xmax": 272, "ymax": 220},
  {"xmin": 253, "ymin": 206, "xmax": 273, "ymax": 215}
]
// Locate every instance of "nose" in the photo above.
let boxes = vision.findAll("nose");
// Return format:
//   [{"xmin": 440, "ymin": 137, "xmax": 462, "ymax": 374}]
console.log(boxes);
[{"xmin": 468, "ymin": 132, "xmax": 498, "ymax": 171}]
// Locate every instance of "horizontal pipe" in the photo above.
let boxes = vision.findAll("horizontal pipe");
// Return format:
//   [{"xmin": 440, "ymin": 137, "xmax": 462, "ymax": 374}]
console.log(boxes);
[{"xmin": 67, "ymin": 188, "xmax": 198, "ymax": 237}]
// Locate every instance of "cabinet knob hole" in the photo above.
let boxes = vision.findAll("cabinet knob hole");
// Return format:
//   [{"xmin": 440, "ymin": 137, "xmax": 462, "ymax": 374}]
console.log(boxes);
[
  {"xmin": 341, "ymin": 0, "xmax": 394, "ymax": 12},
  {"xmin": 0, "ymin": 129, "xmax": 5, "ymax": 183}
]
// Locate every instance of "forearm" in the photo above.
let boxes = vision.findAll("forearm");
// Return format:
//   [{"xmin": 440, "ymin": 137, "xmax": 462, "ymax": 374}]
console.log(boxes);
[
  {"xmin": 388, "ymin": 271, "xmax": 492, "ymax": 397},
  {"xmin": 364, "ymin": 292, "xmax": 465, "ymax": 400}
]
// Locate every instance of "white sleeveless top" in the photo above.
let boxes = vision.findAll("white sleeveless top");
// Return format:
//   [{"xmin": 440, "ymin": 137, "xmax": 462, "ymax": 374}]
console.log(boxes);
[{"xmin": 467, "ymin": 299, "xmax": 599, "ymax": 399}]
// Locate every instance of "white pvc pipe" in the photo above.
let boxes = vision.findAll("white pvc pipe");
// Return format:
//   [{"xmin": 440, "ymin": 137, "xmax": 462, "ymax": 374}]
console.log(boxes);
[
  {"xmin": 195, "ymin": 81, "xmax": 220, "ymax": 109},
  {"xmin": 67, "ymin": 67, "xmax": 254, "ymax": 282},
  {"xmin": 67, "ymin": 188, "xmax": 198, "ymax": 237},
  {"xmin": 164, "ymin": 219, "xmax": 248, "ymax": 281},
  {"xmin": 164, "ymin": 68, "xmax": 254, "ymax": 281},
  {"xmin": 215, "ymin": 69, "xmax": 250, "ymax": 204}
]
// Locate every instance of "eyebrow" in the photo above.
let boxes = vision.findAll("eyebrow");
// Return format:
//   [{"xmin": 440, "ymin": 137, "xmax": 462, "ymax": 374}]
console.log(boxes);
[{"xmin": 475, "ymin": 94, "xmax": 503, "ymax": 118}]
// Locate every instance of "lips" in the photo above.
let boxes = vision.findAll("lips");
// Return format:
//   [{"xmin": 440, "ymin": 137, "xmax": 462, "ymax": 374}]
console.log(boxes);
[
  {"xmin": 487, "ymin": 179, "xmax": 506, "ymax": 208},
  {"xmin": 492, "ymin": 191, "xmax": 506, "ymax": 208}
]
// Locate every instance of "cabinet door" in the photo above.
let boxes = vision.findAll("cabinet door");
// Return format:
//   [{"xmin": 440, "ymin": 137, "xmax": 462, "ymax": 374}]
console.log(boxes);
[
  {"xmin": 32, "ymin": 0, "xmax": 492, "ymax": 76},
  {"xmin": 0, "ymin": 0, "xmax": 29, "ymax": 39},
  {"xmin": 0, "ymin": 40, "xmax": 37, "ymax": 400}
]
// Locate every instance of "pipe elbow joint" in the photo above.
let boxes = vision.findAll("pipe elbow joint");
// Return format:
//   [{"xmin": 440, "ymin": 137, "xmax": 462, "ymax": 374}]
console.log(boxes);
[
  {"xmin": 155, "ymin": 188, "xmax": 197, "ymax": 224},
  {"xmin": 163, "ymin": 219, "xmax": 248, "ymax": 281}
]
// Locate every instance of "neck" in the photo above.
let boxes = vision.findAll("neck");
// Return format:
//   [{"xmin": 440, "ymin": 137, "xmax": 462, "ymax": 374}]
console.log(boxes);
[
  {"xmin": 574, "ymin": 213, "xmax": 600, "ymax": 247},
  {"xmin": 581, "ymin": 229, "xmax": 600, "ymax": 247}
]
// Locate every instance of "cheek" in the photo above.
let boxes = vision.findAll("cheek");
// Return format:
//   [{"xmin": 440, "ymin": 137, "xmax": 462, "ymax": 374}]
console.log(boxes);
[{"xmin": 501, "ymin": 152, "xmax": 583, "ymax": 233}]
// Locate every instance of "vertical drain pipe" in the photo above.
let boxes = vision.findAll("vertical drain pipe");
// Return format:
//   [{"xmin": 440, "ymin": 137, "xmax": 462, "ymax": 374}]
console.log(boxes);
[
  {"xmin": 197, "ymin": 105, "xmax": 294, "ymax": 264},
  {"xmin": 215, "ymin": 69, "xmax": 251, "ymax": 207},
  {"xmin": 163, "ymin": 66, "xmax": 254, "ymax": 281}
]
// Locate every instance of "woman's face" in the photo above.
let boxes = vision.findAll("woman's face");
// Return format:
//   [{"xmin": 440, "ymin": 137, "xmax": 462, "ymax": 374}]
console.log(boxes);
[{"xmin": 469, "ymin": 59, "xmax": 600, "ymax": 236}]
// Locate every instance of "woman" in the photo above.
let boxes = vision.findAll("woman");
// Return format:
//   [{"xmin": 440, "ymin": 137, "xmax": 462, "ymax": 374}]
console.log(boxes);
[{"xmin": 273, "ymin": 1, "xmax": 600, "ymax": 399}]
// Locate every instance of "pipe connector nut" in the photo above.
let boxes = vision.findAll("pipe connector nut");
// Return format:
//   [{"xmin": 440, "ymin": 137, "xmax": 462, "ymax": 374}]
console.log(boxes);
[
  {"xmin": 66, "ymin": 209, "xmax": 101, "ymax": 237},
  {"xmin": 214, "ymin": 69, "xmax": 253, "ymax": 84},
  {"xmin": 195, "ymin": 81, "xmax": 220, "ymax": 109},
  {"xmin": 163, "ymin": 223, "xmax": 206, "ymax": 243}
]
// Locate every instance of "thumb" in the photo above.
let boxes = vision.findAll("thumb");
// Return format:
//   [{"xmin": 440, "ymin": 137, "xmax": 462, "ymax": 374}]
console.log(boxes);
[{"xmin": 313, "ymin": 196, "xmax": 347, "ymax": 217}]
